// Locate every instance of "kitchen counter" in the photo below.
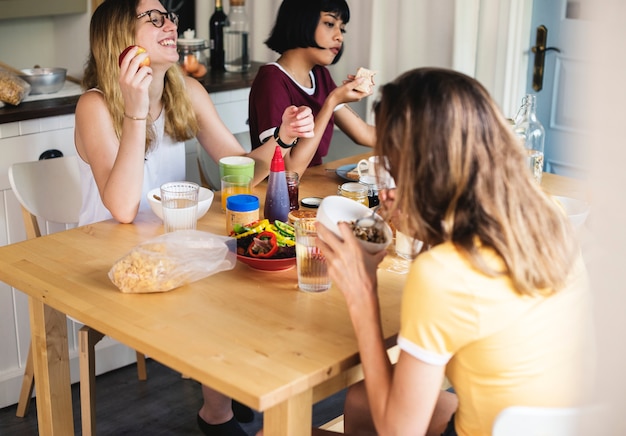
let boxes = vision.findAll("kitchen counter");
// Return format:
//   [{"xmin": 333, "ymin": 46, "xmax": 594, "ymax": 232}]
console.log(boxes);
[{"xmin": 0, "ymin": 62, "xmax": 263, "ymax": 125}]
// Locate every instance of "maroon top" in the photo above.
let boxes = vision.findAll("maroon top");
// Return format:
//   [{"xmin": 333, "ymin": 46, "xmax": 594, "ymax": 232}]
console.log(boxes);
[{"xmin": 248, "ymin": 63, "xmax": 338, "ymax": 167}]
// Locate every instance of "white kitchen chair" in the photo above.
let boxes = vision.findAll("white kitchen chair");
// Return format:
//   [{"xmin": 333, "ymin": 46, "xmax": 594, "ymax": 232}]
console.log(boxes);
[
  {"xmin": 492, "ymin": 405, "xmax": 602, "ymax": 436},
  {"xmin": 9, "ymin": 155, "xmax": 147, "ymax": 436}
]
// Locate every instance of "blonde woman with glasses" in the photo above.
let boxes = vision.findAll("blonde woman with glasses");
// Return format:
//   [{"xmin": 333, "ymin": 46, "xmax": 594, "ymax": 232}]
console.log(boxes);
[{"xmin": 75, "ymin": 1, "xmax": 314, "ymax": 434}]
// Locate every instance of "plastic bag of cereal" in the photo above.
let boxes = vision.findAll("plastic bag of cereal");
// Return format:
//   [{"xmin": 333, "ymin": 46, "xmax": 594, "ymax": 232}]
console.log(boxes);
[{"xmin": 108, "ymin": 230, "xmax": 236, "ymax": 293}]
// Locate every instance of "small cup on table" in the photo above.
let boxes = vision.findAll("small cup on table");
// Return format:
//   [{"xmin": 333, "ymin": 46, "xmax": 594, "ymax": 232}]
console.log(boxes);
[
  {"xmin": 221, "ymin": 174, "xmax": 252, "ymax": 211},
  {"xmin": 356, "ymin": 156, "xmax": 377, "ymax": 178},
  {"xmin": 337, "ymin": 182, "xmax": 369, "ymax": 207},
  {"xmin": 395, "ymin": 230, "xmax": 424, "ymax": 260},
  {"xmin": 294, "ymin": 218, "xmax": 331, "ymax": 293},
  {"xmin": 285, "ymin": 171, "xmax": 300, "ymax": 211},
  {"xmin": 160, "ymin": 181, "xmax": 199, "ymax": 233},
  {"xmin": 219, "ymin": 156, "xmax": 255, "ymax": 180},
  {"xmin": 358, "ymin": 155, "xmax": 397, "ymax": 191}
]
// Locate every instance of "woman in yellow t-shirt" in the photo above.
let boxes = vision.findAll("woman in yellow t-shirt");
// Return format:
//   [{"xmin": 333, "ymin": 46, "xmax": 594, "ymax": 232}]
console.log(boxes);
[{"xmin": 315, "ymin": 68, "xmax": 593, "ymax": 436}]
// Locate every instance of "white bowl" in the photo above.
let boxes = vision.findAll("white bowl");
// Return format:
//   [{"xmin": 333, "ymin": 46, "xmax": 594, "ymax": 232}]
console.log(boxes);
[
  {"xmin": 317, "ymin": 195, "xmax": 392, "ymax": 253},
  {"xmin": 147, "ymin": 187, "xmax": 214, "ymax": 220},
  {"xmin": 552, "ymin": 195, "xmax": 590, "ymax": 228}
]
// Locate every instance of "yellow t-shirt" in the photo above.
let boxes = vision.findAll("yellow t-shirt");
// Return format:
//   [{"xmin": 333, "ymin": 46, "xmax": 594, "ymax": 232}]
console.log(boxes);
[{"xmin": 397, "ymin": 242, "xmax": 593, "ymax": 436}]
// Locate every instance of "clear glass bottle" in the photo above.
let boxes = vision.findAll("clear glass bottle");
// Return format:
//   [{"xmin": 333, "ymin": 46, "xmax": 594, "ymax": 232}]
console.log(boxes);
[
  {"xmin": 224, "ymin": 0, "xmax": 250, "ymax": 72},
  {"xmin": 514, "ymin": 94, "xmax": 545, "ymax": 184},
  {"xmin": 209, "ymin": 0, "xmax": 227, "ymax": 71}
]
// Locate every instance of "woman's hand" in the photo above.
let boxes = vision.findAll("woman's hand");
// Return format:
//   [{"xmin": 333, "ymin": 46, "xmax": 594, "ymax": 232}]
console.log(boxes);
[
  {"xmin": 316, "ymin": 222, "xmax": 387, "ymax": 308},
  {"xmin": 325, "ymin": 76, "xmax": 374, "ymax": 110},
  {"xmin": 279, "ymin": 105, "xmax": 315, "ymax": 143},
  {"xmin": 118, "ymin": 46, "xmax": 152, "ymax": 119}
]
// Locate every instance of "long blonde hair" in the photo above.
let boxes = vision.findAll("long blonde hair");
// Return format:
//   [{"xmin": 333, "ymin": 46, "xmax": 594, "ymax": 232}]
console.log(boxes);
[
  {"xmin": 82, "ymin": 0, "xmax": 198, "ymax": 151},
  {"xmin": 375, "ymin": 68, "xmax": 578, "ymax": 295}
]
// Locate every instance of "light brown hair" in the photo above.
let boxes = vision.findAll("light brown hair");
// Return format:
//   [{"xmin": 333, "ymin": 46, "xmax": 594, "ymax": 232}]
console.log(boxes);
[
  {"xmin": 82, "ymin": 0, "xmax": 198, "ymax": 151},
  {"xmin": 375, "ymin": 67, "xmax": 578, "ymax": 295}
]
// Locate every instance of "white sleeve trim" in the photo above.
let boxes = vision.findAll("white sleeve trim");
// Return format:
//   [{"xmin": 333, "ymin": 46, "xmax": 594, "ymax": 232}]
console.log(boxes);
[
  {"xmin": 397, "ymin": 335, "xmax": 452, "ymax": 366},
  {"xmin": 334, "ymin": 103, "xmax": 345, "ymax": 112},
  {"xmin": 259, "ymin": 127, "xmax": 277, "ymax": 144}
]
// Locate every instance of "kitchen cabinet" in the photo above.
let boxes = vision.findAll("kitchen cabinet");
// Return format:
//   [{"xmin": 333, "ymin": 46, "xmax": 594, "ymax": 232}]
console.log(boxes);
[{"xmin": 0, "ymin": 0, "xmax": 86, "ymax": 20}]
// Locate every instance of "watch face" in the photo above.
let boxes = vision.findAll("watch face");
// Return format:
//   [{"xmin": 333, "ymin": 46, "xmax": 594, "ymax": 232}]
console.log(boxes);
[{"xmin": 300, "ymin": 197, "xmax": 322, "ymax": 208}]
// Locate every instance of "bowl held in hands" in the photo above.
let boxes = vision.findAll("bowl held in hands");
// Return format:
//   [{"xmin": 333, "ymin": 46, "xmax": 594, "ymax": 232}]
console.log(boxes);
[{"xmin": 316, "ymin": 195, "xmax": 392, "ymax": 253}]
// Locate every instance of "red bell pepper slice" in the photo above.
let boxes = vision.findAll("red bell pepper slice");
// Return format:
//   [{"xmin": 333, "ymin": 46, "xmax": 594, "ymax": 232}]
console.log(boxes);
[{"xmin": 247, "ymin": 231, "xmax": 279, "ymax": 258}]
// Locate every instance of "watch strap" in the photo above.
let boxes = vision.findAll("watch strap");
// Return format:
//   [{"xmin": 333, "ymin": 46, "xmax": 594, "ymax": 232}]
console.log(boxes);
[{"xmin": 273, "ymin": 126, "xmax": 298, "ymax": 149}]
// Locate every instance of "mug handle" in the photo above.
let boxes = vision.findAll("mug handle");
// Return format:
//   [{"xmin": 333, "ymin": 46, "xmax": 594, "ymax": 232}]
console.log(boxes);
[{"xmin": 357, "ymin": 159, "xmax": 369, "ymax": 178}]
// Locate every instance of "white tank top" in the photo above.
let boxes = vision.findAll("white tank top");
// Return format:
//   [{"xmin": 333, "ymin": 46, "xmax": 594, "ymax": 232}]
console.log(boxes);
[{"xmin": 78, "ymin": 105, "xmax": 186, "ymax": 225}]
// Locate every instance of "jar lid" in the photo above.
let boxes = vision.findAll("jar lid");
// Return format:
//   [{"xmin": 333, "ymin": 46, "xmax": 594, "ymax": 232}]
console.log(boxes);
[
  {"xmin": 177, "ymin": 38, "xmax": 208, "ymax": 49},
  {"xmin": 230, "ymin": 0, "xmax": 245, "ymax": 6},
  {"xmin": 227, "ymin": 194, "xmax": 259, "ymax": 212}
]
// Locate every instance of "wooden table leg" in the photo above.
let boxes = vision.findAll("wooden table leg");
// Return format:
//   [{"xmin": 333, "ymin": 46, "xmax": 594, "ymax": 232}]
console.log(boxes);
[
  {"xmin": 28, "ymin": 297, "xmax": 74, "ymax": 435},
  {"xmin": 263, "ymin": 389, "xmax": 312, "ymax": 436}
]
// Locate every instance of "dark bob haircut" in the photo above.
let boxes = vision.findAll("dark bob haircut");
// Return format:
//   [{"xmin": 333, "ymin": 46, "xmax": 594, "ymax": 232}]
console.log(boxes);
[{"xmin": 265, "ymin": 0, "xmax": 350, "ymax": 65}]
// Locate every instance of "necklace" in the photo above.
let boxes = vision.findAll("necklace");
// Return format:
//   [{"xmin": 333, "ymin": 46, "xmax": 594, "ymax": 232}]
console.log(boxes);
[{"xmin": 278, "ymin": 60, "xmax": 312, "ymax": 88}]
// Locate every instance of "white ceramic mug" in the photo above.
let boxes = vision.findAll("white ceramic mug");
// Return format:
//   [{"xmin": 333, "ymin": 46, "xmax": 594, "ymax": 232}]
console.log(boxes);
[
  {"xmin": 357, "ymin": 156, "xmax": 396, "ymax": 189},
  {"xmin": 356, "ymin": 156, "xmax": 376, "ymax": 178}
]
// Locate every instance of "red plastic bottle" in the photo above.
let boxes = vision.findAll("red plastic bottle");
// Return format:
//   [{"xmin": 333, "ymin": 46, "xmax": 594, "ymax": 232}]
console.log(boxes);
[{"xmin": 264, "ymin": 146, "xmax": 290, "ymax": 223}]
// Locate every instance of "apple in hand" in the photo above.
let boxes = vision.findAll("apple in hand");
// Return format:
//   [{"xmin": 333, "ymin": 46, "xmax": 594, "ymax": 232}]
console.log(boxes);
[{"xmin": 118, "ymin": 46, "xmax": 150, "ymax": 67}]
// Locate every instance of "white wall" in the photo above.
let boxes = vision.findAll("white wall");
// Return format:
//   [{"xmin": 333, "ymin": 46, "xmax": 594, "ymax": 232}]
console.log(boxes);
[{"xmin": 0, "ymin": 10, "xmax": 92, "ymax": 78}]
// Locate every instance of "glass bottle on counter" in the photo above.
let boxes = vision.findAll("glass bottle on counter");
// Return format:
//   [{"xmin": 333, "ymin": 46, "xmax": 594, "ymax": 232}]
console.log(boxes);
[
  {"xmin": 264, "ymin": 146, "xmax": 290, "ymax": 223},
  {"xmin": 514, "ymin": 94, "xmax": 545, "ymax": 184},
  {"xmin": 224, "ymin": 0, "xmax": 251, "ymax": 72},
  {"xmin": 209, "ymin": 0, "xmax": 227, "ymax": 71}
]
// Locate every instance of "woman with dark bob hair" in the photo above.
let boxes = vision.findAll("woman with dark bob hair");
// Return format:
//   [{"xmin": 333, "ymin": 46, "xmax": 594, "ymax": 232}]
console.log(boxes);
[
  {"xmin": 265, "ymin": 0, "xmax": 349, "ymax": 63},
  {"xmin": 315, "ymin": 68, "xmax": 594, "ymax": 435},
  {"xmin": 248, "ymin": 0, "xmax": 376, "ymax": 177}
]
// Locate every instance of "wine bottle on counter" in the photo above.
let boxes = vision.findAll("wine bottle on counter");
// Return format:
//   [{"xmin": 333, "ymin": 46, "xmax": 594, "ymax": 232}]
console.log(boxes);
[{"xmin": 209, "ymin": 0, "xmax": 227, "ymax": 71}]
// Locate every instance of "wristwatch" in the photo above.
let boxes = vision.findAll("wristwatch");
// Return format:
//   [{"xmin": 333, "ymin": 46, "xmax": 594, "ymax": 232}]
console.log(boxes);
[{"xmin": 273, "ymin": 126, "xmax": 298, "ymax": 149}]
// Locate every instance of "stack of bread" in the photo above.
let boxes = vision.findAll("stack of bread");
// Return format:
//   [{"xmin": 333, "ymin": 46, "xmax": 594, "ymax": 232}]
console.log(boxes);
[{"xmin": 0, "ymin": 68, "xmax": 31, "ymax": 106}]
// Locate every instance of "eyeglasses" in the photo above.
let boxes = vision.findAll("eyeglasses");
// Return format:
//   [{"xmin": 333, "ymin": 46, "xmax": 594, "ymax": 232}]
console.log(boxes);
[{"xmin": 136, "ymin": 9, "xmax": 179, "ymax": 28}]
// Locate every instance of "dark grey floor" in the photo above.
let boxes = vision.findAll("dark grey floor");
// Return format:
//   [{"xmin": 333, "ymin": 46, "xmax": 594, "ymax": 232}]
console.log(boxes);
[{"xmin": 0, "ymin": 359, "xmax": 345, "ymax": 436}]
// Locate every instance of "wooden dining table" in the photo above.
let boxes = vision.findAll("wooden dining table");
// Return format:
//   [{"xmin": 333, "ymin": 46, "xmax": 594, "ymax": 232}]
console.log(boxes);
[{"xmin": 0, "ymin": 151, "xmax": 587, "ymax": 435}]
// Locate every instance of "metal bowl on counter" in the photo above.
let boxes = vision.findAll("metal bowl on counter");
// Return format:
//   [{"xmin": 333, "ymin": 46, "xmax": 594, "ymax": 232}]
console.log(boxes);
[{"xmin": 19, "ymin": 68, "xmax": 67, "ymax": 95}]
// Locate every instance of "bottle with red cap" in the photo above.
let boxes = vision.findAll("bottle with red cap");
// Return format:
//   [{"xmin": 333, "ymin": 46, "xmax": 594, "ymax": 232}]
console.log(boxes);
[{"xmin": 264, "ymin": 146, "xmax": 290, "ymax": 223}]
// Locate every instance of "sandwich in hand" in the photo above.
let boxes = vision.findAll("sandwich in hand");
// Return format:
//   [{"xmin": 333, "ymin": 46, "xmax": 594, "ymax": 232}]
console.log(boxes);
[{"xmin": 353, "ymin": 67, "xmax": 377, "ymax": 93}]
